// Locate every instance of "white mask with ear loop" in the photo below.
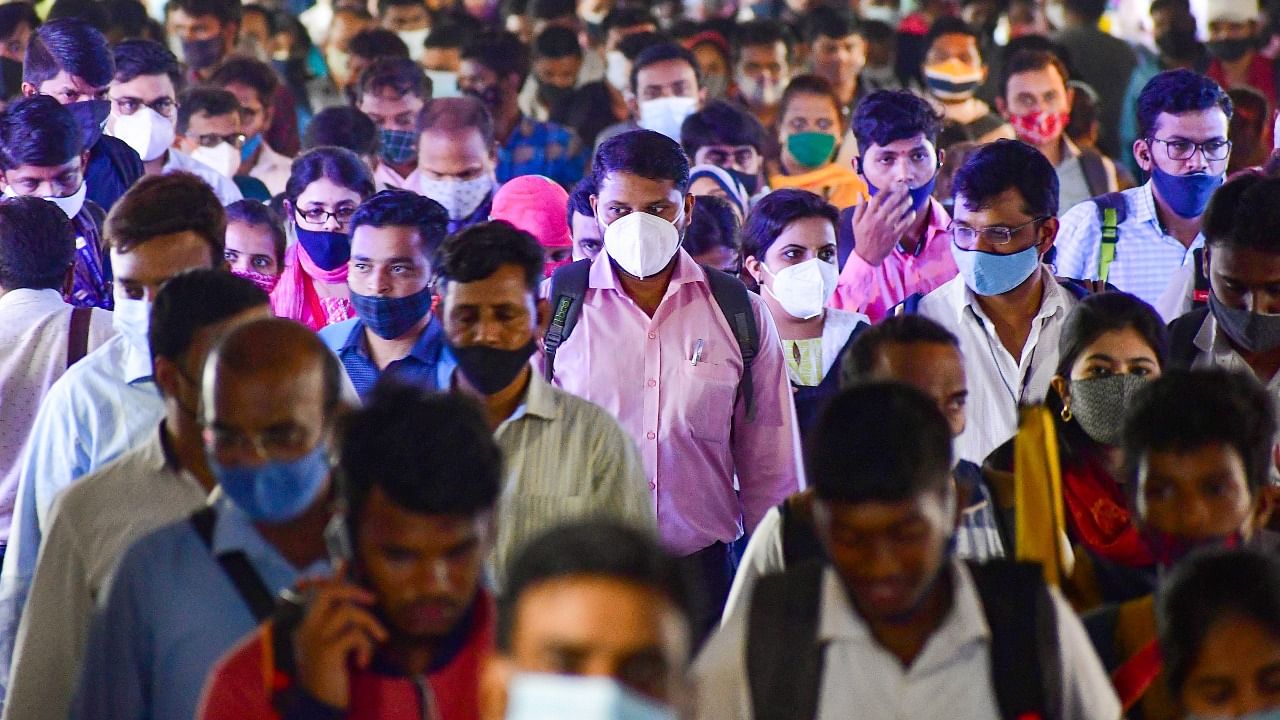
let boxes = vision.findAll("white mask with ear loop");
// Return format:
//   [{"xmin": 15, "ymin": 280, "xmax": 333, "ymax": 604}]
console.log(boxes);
[
  {"xmin": 760, "ymin": 258, "xmax": 837, "ymax": 319},
  {"xmin": 601, "ymin": 209, "xmax": 685, "ymax": 279}
]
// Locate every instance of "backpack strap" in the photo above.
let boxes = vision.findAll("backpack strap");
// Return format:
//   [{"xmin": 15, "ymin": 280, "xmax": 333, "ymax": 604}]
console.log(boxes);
[
  {"xmin": 1078, "ymin": 150, "xmax": 1113, "ymax": 200},
  {"xmin": 542, "ymin": 259, "xmax": 592, "ymax": 382},
  {"xmin": 746, "ymin": 560, "xmax": 827, "ymax": 720},
  {"xmin": 1190, "ymin": 247, "xmax": 1210, "ymax": 309},
  {"xmin": 968, "ymin": 560, "xmax": 1062, "ymax": 720},
  {"xmin": 67, "ymin": 306, "xmax": 91, "ymax": 368},
  {"xmin": 779, "ymin": 494, "xmax": 824, "ymax": 568},
  {"xmin": 836, "ymin": 205, "xmax": 856, "ymax": 270},
  {"xmin": 189, "ymin": 506, "xmax": 278, "ymax": 622},
  {"xmin": 703, "ymin": 266, "xmax": 759, "ymax": 422},
  {"xmin": 888, "ymin": 292, "xmax": 925, "ymax": 317},
  {"xmin": 1094, "ymin": 192, "xmax": 1128, "ymax": 285},
  {"xmin": 1165, "ymin": 306, "xmax": 1210, "ymax": 370}
]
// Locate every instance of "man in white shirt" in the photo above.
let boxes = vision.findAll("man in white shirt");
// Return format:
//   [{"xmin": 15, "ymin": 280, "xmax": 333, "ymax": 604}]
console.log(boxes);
[
  {"xmin": 106, "ymin": 39, "xmax": 242, "ymax": 206},
  {"xmin": 918, "ymin": 139, "xmax": 1077, "ymax": 464},
  {"xmin": 694, "ymin": 382, "xmax": 1120, "ymax": 720},
  {"xmin": 0, "ymin": 173, "xmax": 228, "ymax": 699},
  {"xmin": 0, "ymin": 198, "xmax": 114, "ymax": 563},
  {"xmin": 2, "ymin": 270, "xmax": 271, "ymax": 720}
]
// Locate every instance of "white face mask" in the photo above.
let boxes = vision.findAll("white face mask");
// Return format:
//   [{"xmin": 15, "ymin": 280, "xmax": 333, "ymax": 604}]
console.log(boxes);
[
  {"xmin": 601, "ymin": 208, "xmax": 684, "ymax": 279},
  {"xmin": 112, "ymin": 296, "xmax": 152, "ymax": 358},
  {"xmin": 605, "ymin": 50, "xmax": 631, "ymax": 92},
  {"xmin": 638, "ymin": 96, "xmax": 698, "ymax": 142},
  {"xmin": 190, "ymin": 141, "xmax": 241, "ymax": 179},
  {"xmin": 505, "ymin": 672, "xmax": 675, "ymax": 720},
  {"xmin": 109, "ymin": 107, "xmax": 175, "ymax": 162},
  {"xmin": 762, "ymin": 257, "xmax": 838, "ymax": 319},
  {"xmin": 860, "ymin": 4, "xmax": 901, "ymax": 25},
  {"xmin": 425, "ymin": 69, "xmax": 461, "ymax": 98},
  {"xmin": 397, "ymin": 28, "xmax": 430, "ymax": 61},
  {"xmin": 736, "ymin": 72, "xmax": 786, "ymax": 108},
  {"xmin": 1044, "ymin": 1, "xmax": 1067, "ymax": 29},
  {"xmin": 413, "ymin": 172, "xmax": 494, "ymax": 220},
  {"xmin": 3, "ymin": 180, "xmax": 87, "ymax": 219}
]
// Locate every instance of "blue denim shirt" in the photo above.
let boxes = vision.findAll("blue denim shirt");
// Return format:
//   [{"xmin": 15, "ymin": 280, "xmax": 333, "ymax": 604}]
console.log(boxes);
[{"xmin": 319, "ymin": 315, "xmax": 447, "ymax": 401}]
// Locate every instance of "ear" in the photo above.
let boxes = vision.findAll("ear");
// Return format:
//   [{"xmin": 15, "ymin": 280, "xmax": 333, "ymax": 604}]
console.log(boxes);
[
  {"xmin": 1036, "ymin": 216, "xmax": 1059, "ymax": 256},
  {"xmin": 743, "ymin": 254, "xmax": 765, "ymax": 284},
  {"xmin": 1252, "ymin": 484, "xmax": 1280, "ymax": 535},
  {"xmin": 681, "ymin": 192, "xmax": 696, "ymax": 228},
  {"xmin": 936, "ymin": 146, "xmax": 946, "ymax": 170},
  {"xmin": 534, "ymin": 296, "xmax": 550, "ymax": 338},
  {"xmin": 19, "ymin": 81, "xmax": 35, "ymax": 98},
  {"xmin": 697, "ymin": 87, "xmax": 708, "ymax": 106},
  {"xmin": 1050, "ymin": 374, "xmax": 1070, "ymax": 411},
  {"xmin": 1133, "ymin": 137, "xmax": 1154, "ymax": 173},
  {"xmin": 79, "ymin": 150, "xmax": 91, "ymax": 173},
  {"xmin": 478, "ymin": 653, "xmax": 512, "ymax": 720},
  {"xmin": 1202, "ymin": 244, "xmax": 1213, "ymax": 279},
  {"xmin": 1065, "ymin": 84, "xmax": 1076, "ymax": 109},
  {"xmin": 282, "ymin": 198, "xmax": 294, "ymax": 219},
  {"xmin": 153, "ymin": 355, "xmax": 181, "ymax": 399},
  {"xmin": 625, "ymin": 93, "xmax": 638, "ymax": 118},
  {"xmin": 62, "ymin": 262, "xmax": 75, "ymax": 297},
  {"xmin": 995, "ymin": 96, "xmax": 1007, "ymax": 117}
]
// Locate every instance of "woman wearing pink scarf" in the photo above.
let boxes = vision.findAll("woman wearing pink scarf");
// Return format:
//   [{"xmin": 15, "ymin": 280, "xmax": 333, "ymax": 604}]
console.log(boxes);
[{"xmin": 271, "ymin": 147, "xmax": 376, "ymax": 330}]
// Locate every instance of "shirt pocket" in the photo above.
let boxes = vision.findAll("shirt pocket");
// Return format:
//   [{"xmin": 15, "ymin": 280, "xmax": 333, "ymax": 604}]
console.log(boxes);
[
  {"xmin": 503, "ymin": 493, "xmax": 589, "ymax": 543},
  {"xmin": 686, "ymin": 366, "xmax": 737, "ymax": 443}
]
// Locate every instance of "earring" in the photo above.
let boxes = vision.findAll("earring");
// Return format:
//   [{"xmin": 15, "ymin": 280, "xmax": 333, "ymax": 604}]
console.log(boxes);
[{"xmin": 1061, "ymin": 404, "xmax": 1072, "ymax": 423}]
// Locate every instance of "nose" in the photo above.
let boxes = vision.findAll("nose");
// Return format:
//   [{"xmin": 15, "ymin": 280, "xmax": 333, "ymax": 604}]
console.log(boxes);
[
  {"xmin": 1184, "ymin": 145, "xmax": 1211, "ymax": 172},
  {"xmin": 1176, "ymin": 496, "xmax": 1212, "ymax": 538},
  {"xmin": 322, "ymin": 216, "xmax": 343, "ymax": 232},
  {"xmin": 472, "ymin": 317, "xmax": 503, "ymax": 345},
  {"xmin": 374, "ymin": 267, "xmax": 393, "ymax": 296}
]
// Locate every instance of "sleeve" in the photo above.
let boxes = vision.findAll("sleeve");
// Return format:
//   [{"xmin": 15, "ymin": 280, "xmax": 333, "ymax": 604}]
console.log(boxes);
[
  {"xmin": 829, "ymin": 246, "xmax": 881, "ymax": 316},
  {"xmin": 731, "ymin": 297, "xmax": 805, "ymax": 534},
  {"xmin": 196, "ymin": 632, "xmax": 279, "ymax": 720},
  {"xmin": 1049, "ymin": 587, "xmax": 1123, "ymax": 720},
  {"xmin": 690, "ymin": 599, "xmax": 755, "ymax": 720},
  {"xmin": 68, "ymin": 546, "xmax": 153, "ymax": 720},
  {"xmin": 720, "ymin": 506, "xmax": 785, "ymax": 627},
  {"xmin": 3, "ymin": 499, "xmax": 94, "ymax": 720},
  {"xmin": 1052, "ymin": 200, "xmax": 1101, "ymax": 281},
  {"xmin": 551, "ymin": 127, "xmax": 590, "ymax": 189},
  {"xmin": 1154, "ymin": 263, "xmax": 1195, "ymax": 323},
  {"xmin": 588, "ymin": 411, "xmax": 656, "ymax": 531}
]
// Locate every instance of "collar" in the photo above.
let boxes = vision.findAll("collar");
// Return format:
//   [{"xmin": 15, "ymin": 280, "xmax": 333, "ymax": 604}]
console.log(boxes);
[
  {"xmin": 209, "ymin": 493, "xmax": 269, "ymax": 557},
  {"xmin": 156, "ymin": 419, "xmax": 182, "ymax": 471},
  {"xmin": 343, "ymin": 314, "xmax": 445, "ymax": 364},
  {"xmin": 1061, "ymin": 135, "xmax": 1082, "ymax": 160},
  {"xmin": 0, "ymin": 287, "xmax": 65, "ymax": 311},
  {"xmin": 503, "ymin": 114, "xmax": 537, "ymax": 147},
  {"xmin": 953, "ymin": 266, "xmax": 1067, "ymax": 325},
  {"xmin": 1195, "ymin": 309, "xmax": 1217, "ymax": 356},
  {"xmin": 898, "ymin": 197, "xmax": 951, "ymax": 258},
  {"xmin": 588, "ymin": 247, "xmax": 705, "ymax": 293},
  {"xmin": 1133, "ymin": 180, "xmax": 1208, "ymax": 247},
  {"xmin": 818, "ymin": 560, "xmax": 990, "ymax": 653},
  {"xmin": 511, "ymin": 368, "xmax": 560, "ymax": 423},
  {"xmin": 367, "ymin": 591, "xmax": 493, "ymax": 677},
  {"xmin": 120, "ymin": 334, "xmax": 156, "ymax": 385}
]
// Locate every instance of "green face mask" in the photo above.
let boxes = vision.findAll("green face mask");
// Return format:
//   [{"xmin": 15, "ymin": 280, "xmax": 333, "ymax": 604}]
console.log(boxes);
[{"xmin": 786, "ymin": 131, "xmax": 838, "ymax": 168}]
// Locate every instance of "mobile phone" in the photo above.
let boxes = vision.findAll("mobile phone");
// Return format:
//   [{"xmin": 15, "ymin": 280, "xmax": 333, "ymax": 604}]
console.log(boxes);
[{"xmin": 324, "ymin": 512, "xmax": 354, "ymax": 569}]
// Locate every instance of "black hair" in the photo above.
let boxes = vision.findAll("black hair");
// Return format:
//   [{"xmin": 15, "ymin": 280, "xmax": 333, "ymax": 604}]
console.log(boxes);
[
  {"xmin": 924, "ymin": 16, "xmax": 981, "ymax": 59},
  {"xmin": 630, "ymin": 42, "xmax": 700, "ymax": 94},
  {"xmin": 566, "ymin": 175, "xmax": 595, "ymax": 226},
  {"xmin": 1158, "ymin": 548, "xmax": 1280, "ymax": 697},
  {"xmin": 377, "ymin": 0, "xmax": 426, "ymax": 13},
  {"xmin": 349, "ymin": 190, "xmax": 449, "ymax": 263},
  {"xmin": 1124, "ymin": 368, "xmax": 1276, "ymax": 496},
  {"xmin": 240, "ymin": 4, "xmax": 276, "ymax": 35},
  {"xmin": 592, "ymin": 129, "xmax": 690, "ymax": 195},
  {"xmin": 802, "ymin": 5, "xmax": 859, "ymax": 43},
  {"xmin": 617, "ymin": 30, "xmax": 667, "ymax": 61},
  {"xmin": 0, "ymin": 196, "xmax": 74, "ymax": 290},
  {"xmin": 209, "ymin": 55, "xmax": 280, "ymax": 107},
  {"xmin": 225, "ymin": 199, "xmax": 286, "ymax": 265},
  {"xmin": 732, "ymin": 18, "xmax": 792, "ymax": 63},
  {"xmin": 851, "ymin": 90, "xmax": 943, "ymax": 154},
  {"xmin": 839, "ymin": 314, "xmax": 960, "ymax": 389},
  {"xmin": 1066, "ymin": 80, "xmax": 1099, "ymax": 144},
  {"xmin": 338, "ymin": 385, "xmax": 501, "ymax": 540},
  {"xmin": 681, "ymin": 99, "xmax": 767, "ymax": 157},
  {"xmin": 434, "ymin": 219, "xmax": 545, "ymax": 290},
  {"xmin": 1063, "ymin": 0, "xmax": 1108, "ymax": 22},
  {"xmin": 1000, "ymin": 48, "xmax": 1070, "ymax": 99},
  {"xmin": 741, "ymin": 188, "xmax": 837, "ymax": 261},
  {"xmin": 349, "ymin": 29, "xmax": 411, "ymax": 61},
  {"xmin": 105, "ymin": 0, "xmax": 162, "ymax": 41},
  {"xmin": 417, "ymin": 95, "xmax": 495, "ymax": 146},
  {"xmin": 533, "ymin": 26, "xmax": 582, "ymax": 59},
  {"xmin": 497, "ymin": 520, "xmax": 697, "ymax": 652},
  {"xmin": 284, "ymin": 147, "xmax": 376, "ymax": 205},
  {"xmin": 461, "ymin": 29, "xmax": 531, "ymax": 85},
  {"xmin": 425, "ymin": 22, "xmax": 471, "ymax": 49},
  {"xmin": 1203, "ymin": 172, "xmax": 1280, "ymax": 253},
  {"xmin": 46, "ymin": 0, "xmax": 108, "ymax": 33},
  {"xmin": 1136, "ymin": 68, "xmax": 1233, "ymax": 139},
  {"xmin": 778, "ymin": 74, "xmax": 844, "ymax": 131},
  {"xmin": 808, "ymin": 382, "xmax": 954, "ymax": 503},
  {"xmin": 529, "ymin": 0, "xmax": 575, "ymax": 20},
  {"xmin": 858, "ymin": 18, "xmax": 896, "ymax": 44},
  {"xmin": 23, "ymin": 18, "xmax": 113, "ymax": 89},
  {"xmin": 112, "ymin": 39, "xmax": 182, "ymax": 88},
  {"xmin": 0, "ymin": 94, "xmax": 81, "ymax": 169},
  {"xmin": 601, "ymin": 6, "xmax": 656, "ymax": 35},
  {"xmin": 683, "ymin": 194, "xmax": 740, "ymax": 258},
  {"xmin": 304, "ymin": 107, "xmax": 379, "ymax": 157},
  {"xmin": 953, "ymin": 138, "xmax": 1059, "ymax": 217},
  {"xmin": 176, "ymin": 86, "xmax": 239, "ymax": 135},
  {"xmin": 167, "ymin": 0, "xmax": 242, "ymax": 27},
  {"xmin": 148, "ymin": 268, "xmax": 268, "ymax": 363},
  {"xmin": 357, "ymin": 56, "xmax": 431, "ymax": 100},
  {"xmin": 0, "ymin": 4, "xmax": 37, "ymax": 45},
  {"xmin": 106, "ymin": 172, "xmax": 225, "ymax": 263}
]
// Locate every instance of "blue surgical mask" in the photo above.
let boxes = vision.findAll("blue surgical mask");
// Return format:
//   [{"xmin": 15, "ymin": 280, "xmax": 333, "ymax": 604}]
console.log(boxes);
[
  {"xmin": 350, "ymin": 284, "xmax": 434, "ymax": 340},
  {"xmin": 240, "ymin": 133, "xmax": 263, "ymax": 163},
  {"xmin": 950, "ymin": 241, "xmax": 1041, "ymax": 296},
  {"xmin": 1150, "ymin": 166, "xmax": 1223, "ymax": 219},
  {"xmin": 864, "ymin": 174, "xmax": 938, "ymax": 213},
  {"xmin": 208, "ymin": 443, "xmax": 330, "ymax": 523},
  {"xmin": 504, "ymin": 672, "xmax": 676, "ymax": 720}
]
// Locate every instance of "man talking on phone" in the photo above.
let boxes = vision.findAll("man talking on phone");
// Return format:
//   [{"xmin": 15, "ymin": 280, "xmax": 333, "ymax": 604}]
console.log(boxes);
[{"xmin": 197, "ymin": 385, "xmax": 502, "ymax": 719}]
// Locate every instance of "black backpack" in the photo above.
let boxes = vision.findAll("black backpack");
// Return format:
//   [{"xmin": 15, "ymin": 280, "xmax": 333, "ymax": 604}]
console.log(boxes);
[
  {"xmin": 542, "ymin": 259, "xmax": 761, "ymax": 419},
  {"xmin": 745, "ymin": 559, "xmax": 1064, "ymax": 720}
]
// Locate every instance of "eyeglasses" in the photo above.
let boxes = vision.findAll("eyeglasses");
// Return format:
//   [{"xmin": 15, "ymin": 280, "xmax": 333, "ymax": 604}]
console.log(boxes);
[
  {"xmin": 110, "ymin": 96, "xmax": 176, "ymax": 117},
  {"xmin": 948, "ymin": 217, "xmax": 1046, "ymax": 249},
  {"xmin": 295, "ymin": 205, "xmax": 357, "ymax": 226},
  {"xmin": 1149, "ymin": 137, "xmax": 1232, "ymax": 162},
  {"xmin": 192, "ymin": 132, "xmax": 246, "ymax": 149},
  {"xmin": 204, "ymin": 425, "xmax": 314, "ymax": 459}
]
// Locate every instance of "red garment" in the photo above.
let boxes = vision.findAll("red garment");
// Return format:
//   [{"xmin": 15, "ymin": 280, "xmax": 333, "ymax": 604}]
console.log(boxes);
[
  {"xmin": 197, "ymin": 593, "xmax": 494, "ymax": 720},
  {"xmin": 1208, "ymin": 54, "xmax": 1278, "ymax": 109},
  {"xmin": 1061, "ymin": 457, "xmax": 1154, "ymax": 568}
]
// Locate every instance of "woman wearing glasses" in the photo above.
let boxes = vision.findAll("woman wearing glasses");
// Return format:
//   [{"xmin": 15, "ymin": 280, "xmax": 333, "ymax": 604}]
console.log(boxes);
[{"xmin": 272, "ymin": 147, "xmax": 376, "ymax": 330}]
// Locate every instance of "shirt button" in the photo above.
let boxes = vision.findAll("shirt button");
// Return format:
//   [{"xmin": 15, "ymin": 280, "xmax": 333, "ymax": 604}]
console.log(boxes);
[
  {"xmin": 648, "ymin": 332, "xmax": 656, "ymax": 339},
  {"xmin": 648, "ymin": 481, "xmax": 656, "ymax": 490},
  {"xmin": 646, "ymin": 431, "xmax": 656, "ymax": 440},
  {"xmin": 647, "ymin": 378, "xmax": 657, "ymax": 387}
]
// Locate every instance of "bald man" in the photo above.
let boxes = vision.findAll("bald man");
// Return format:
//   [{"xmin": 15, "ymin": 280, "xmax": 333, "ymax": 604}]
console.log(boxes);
[{"xmin": 70, "ymin": 318, "xmax": 345, "ymax": 720}]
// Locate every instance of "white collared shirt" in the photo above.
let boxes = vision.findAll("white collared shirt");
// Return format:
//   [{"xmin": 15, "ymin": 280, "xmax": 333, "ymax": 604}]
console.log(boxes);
[
  {"xmin": 918, "ymin": 269, "xmax": 1077, "ymax": 464},
  {"xmin": 694, "ymin": 561, "xmax": 1121, "ymax": 720},
  {"xmin": 3, "ymin": 425, "xmax": 209, "ymax": 720},
  {"xmin": 163, "ymin": 150, "xmax": 243, "ymax": 206}
]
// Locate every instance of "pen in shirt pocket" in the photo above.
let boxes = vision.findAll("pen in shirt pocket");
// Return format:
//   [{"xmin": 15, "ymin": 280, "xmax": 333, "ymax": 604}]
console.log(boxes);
[{"xmin": 690, "ymin": 339, "xmax": 705, "ymax": 366}]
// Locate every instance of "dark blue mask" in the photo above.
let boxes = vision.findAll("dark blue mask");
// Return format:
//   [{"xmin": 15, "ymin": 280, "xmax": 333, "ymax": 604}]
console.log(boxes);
[
  {"xmin": 295, "ymin": 226, "xmax": 350, "ymax": 270},
  {"xmin": 1150, "ymin": 166, "xmax": 1222, "ymax": 219},
  {"xmin": 865, "ymin": 174, "xmax": 938, "ymax": 213},
  {"xmin": 350, "ymin": 284, "xmax": 434, "ymax": 340}
]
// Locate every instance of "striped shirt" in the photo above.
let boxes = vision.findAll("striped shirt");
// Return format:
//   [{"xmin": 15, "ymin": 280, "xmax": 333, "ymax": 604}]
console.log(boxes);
[{"xmin": 1054, "ymin": 180, "xmax": 1202, "ymax": 309}]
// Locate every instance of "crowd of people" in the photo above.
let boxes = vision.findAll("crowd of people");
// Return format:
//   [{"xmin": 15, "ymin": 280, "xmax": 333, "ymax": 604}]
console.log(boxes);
[{"xmin": 5, "ymin": 0, "xmax": 1280, "ymax": 717}]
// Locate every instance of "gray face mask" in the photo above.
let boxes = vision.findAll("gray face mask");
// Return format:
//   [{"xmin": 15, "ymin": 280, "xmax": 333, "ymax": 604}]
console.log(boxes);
[
  {"xmin": 1210, "ymin": 292, "xmax": 1280, "ymax": 353},
  {"xmin": 1068, "ymin": 373, "xmax": 1151, "ymax": 447}
]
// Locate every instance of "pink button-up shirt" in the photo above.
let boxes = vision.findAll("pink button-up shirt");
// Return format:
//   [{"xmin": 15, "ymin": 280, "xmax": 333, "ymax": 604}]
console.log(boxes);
[
  {"xmin": 829, "ymin": 198, "xmax": 957, "ymax": 322},
  {"xmin": 549, "ymin": 250, "xmax": 805, "ymax": 556}
]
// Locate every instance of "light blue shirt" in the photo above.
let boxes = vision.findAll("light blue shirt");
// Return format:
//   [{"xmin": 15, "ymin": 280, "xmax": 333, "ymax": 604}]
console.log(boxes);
[
  {"xmin": 1053, "ymin": 180, "xmax": 1203, "ymax": 315},
  {"xmin": 69, "ymin": 493, "xmax": 329, "ymax": 720},
  {"xmin": 0, "ymin": 333, "xmax": 162, "ymax": 705}
]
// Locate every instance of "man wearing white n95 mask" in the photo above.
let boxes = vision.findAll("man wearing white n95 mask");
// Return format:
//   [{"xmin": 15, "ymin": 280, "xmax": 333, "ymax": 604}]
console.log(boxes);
[
  {"xmin": 105, "ymin": 40, "xmax": 242, "ymax": 206},
  {"xmin": 542, "ymin": 129, "xmax": 804, "ymax": 639},
  {"xmin": 595, "ymin": 43, "xmax": 706, "ymax": 149}
]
